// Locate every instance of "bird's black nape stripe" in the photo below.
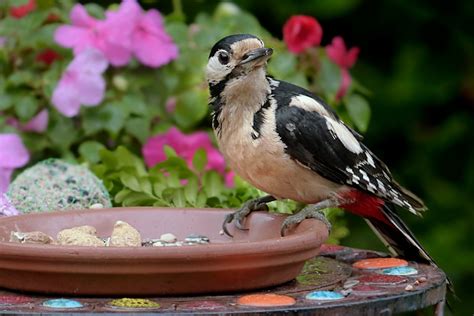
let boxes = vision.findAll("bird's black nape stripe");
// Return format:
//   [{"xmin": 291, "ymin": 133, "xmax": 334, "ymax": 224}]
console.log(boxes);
[
  {"xmin": 209, "ymin": 80, "xmax": 227, "ymax": 105},
  {"xmin": 251, "ymin": 99, "xmax": 271, "ymax": 140},
  {"xmin": 209, "ymin": 34, "xmax": 258, "ymax": 58}
]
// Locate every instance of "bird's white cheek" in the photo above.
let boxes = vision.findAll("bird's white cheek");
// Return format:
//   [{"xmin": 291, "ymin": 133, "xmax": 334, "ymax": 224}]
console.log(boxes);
[{"xmin": 205, "ymin": 57, "xmax": 232, "ymax": 83}]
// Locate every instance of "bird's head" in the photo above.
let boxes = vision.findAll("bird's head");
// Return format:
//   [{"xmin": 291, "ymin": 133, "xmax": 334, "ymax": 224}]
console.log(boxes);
[{"xmin": 206, "ymin": 34, "xmax": 273, "ymax": 87}]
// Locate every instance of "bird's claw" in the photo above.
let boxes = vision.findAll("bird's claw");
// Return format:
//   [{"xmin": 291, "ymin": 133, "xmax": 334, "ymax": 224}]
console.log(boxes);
[
  {"xmin": 222, "ymin": 199, "xmax": 270, "ymax": 238},
  {"xmin": 280, "ymin": 209, "xmax": 332, "ymax": 237}
]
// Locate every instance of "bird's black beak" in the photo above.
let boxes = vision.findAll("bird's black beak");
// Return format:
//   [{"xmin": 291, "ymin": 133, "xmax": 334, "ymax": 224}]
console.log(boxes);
[{"xmin": 239, "ymin": 48, "xmax": 273, "ymax": 65}]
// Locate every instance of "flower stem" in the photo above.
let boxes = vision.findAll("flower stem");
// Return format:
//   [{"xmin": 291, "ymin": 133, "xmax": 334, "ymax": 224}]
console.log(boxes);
[{"xmin": 172, "ymin": 0, "xmax": 184, "ymax": 21}]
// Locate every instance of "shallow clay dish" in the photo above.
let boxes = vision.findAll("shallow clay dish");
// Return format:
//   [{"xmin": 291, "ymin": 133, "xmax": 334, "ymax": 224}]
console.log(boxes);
[{"xmin": 0, "ymin": 207, "xmax": 328, "ymax": 296}]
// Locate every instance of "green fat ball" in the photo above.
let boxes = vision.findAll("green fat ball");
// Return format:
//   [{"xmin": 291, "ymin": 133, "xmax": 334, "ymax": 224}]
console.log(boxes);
[{"xmin": 7, "ymin": 159, "xmax": 111, "ymax": 213}]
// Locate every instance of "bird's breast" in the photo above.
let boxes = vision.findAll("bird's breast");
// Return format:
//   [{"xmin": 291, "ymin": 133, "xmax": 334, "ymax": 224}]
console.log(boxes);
[{"xmin": 215, "ymin": 103, "xmax": 340, "ymax": 203}]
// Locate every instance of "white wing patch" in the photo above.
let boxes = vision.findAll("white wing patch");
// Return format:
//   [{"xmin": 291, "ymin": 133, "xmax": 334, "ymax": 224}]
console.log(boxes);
[
  {"xmin": 268, "ymin": 78, "xmax": 280, "ymax": 88},
  {"xmin": 289, "ymin": 95, "xmax": 330, "ymax": 117},
  {"xmin": 325, "ymin": 117, "xmax": 363, "ymax": 154}
]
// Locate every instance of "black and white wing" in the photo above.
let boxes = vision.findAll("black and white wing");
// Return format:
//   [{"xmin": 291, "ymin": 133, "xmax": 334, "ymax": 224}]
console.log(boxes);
[{"xmin": 271, "ymin": 79, "xmax": 426, "ymax": 214}]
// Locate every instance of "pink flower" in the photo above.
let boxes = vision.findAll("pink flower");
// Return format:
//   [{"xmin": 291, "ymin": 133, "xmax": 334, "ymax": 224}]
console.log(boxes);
[
  {"xmin": 22, "ymin": 109, "xmax": 49, "ymax": 132},
  {"xmin": 54, "ymin": 4, "xmax": 131, "ymax": 66},
  {"xmin": 106, "ymin": 0, "xmax": 179, "ymax": 67},
  {"xmin": 142, "ymin": 127, "xmax": 234, "ymax": 186},
  {"xmin": 326, "ymin": 36, "xmax": 359, "ymax": 68},
  {"xmin": 337, "ymin": 69, "xmax": 352, "ymax": 101},
  {"xmin": 0, "ymin": 194, "xmax": 19, "ymax": 217},
  {"xmin": 54, "ymin": 0, "xmax": 178, "ymax": 68},
  {"xmin": 7, "ymin": 109, "xmax": 49, "ymax": 133},
  {"xmin": 283, "ymin": 15, "xmax": 323, "ymax": 54},
  {"xmin": 326, "ymin": 36, "xmax": 360, "ymax": 100},
  {"xmin": 224, "ymin": 170, "xmax": 235, "ymax": 188},
  {"xmin": 0, "ymin": 134, "xmax": 29, "ymax": 193},
  {"xmin": 52, "ymin": 49, "xmax": 108, "ymax": 117},
  {"xmin": 165, "ymin": 97, "xmax": 177, "ymax": 113}
]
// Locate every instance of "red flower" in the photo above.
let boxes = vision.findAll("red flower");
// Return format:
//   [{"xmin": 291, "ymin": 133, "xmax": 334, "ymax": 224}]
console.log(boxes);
[
  {"xmin": 326, "ymin": 36, "xmax": 360, "ymax": 100},
  {"xmin": 10, "ymin": 0, "xmax": 36, "ymax": 19},
  {"xmin": 326, "ymin": 36, "xmax": 359, "ymax": 68},
  {"xmin": 283, "ymin": 15, "xmax": 323, "ymax": 54},
  {"xmin": 35, "ymin": 49, "xmax": 61, "ymax": 65}
]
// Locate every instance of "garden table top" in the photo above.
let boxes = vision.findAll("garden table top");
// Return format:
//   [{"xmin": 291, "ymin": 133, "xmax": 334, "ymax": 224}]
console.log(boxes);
[{"xmin": 0, "ymin": 245, "xmax": 447, "ymax": 315}]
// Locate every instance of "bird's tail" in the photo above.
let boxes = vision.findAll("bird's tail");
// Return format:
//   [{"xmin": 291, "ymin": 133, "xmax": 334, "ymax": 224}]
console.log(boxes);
[{"xmin": 366, "ymin": 203, "xmax": 454, "ymax": 293}]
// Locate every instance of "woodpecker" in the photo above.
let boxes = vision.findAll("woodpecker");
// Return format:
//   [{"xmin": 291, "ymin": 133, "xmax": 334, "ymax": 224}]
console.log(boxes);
[{"xmin": 206, "ymin": 34, "xmax": 442, "ymax": 273}]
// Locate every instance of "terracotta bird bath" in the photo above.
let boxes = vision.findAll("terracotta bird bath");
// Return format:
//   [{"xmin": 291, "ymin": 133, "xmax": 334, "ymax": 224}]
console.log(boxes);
[{"xmin": 0, "ymin": 207, "xmax": 328, "ymax": 296}]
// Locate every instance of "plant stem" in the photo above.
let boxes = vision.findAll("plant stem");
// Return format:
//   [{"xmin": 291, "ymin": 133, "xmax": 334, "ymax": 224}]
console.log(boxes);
[{"xmin": 172, "ymin": 0, "xmax": 184, "ymax": 21}]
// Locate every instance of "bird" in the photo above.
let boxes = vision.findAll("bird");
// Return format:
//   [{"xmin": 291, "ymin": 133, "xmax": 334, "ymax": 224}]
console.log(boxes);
[{"xmin": 205, "ymin": 34, "xmax": 448, "ymax": 282}]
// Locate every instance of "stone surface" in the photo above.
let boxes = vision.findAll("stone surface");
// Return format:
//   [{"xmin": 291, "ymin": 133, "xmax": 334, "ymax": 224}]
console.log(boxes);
[
  {"xmin": 57, "ymin": 226, "xmax": 104, "ymax": 247},
  {"xmin": 9, "ymin": 231, "xmax": 54, "ymax": 244},
  {"xmin": 110, "ymin": 221, "xmax": 142, "ymax": 247},
  {"xmin": 159, "ymin": 233, "xmax": 177, "ymax": 243}
]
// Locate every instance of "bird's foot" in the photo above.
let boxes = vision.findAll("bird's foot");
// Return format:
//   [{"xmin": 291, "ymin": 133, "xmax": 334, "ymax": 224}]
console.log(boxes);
[
  {"xmin": 280, "ymin": 204, "xmax": 333, "ymax": 237},
  {"xmin": 222, "ymin": 195, "xmax": 275, "ymax": 237}
]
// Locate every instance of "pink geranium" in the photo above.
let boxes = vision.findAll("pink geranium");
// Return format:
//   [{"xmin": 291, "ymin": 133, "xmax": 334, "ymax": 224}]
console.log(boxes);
[
  {"xmin": 52, "ymin": 49, "xmax": 108, "ymax": 117},
  {"xmin": 54, "ymin": 4, "xmax": 131, "ymax": 66},
  {"xmin": 0, "ymin": 134, "xmax": 29, "ymax": 193},
  {"xmin": 7, "ymin": 109, "xmax": 49, "ymax": 133},
  {"xmin": 105, "ymin": 0, "xmax": 179, "ymax": 67},
  {"xmin": 326, "ymin": 36, "xmax": 360, "ymax": 100},
  {"xmin": 54, "ymin": 0, "xmax": 178, "ymax": 68},
  {"xmin": 142, "ymin": 127, "xmax": 234, "ymax": 187}
]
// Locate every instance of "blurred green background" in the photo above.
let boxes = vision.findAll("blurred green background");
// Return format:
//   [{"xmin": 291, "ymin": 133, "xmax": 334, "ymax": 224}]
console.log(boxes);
[
  {"xmin": 99, "ymin": 0, "xmax": 473, "ymax": 313},
  {"xmin": 158, "ymin": 1, "xmax": 473, "ymax": 312}
]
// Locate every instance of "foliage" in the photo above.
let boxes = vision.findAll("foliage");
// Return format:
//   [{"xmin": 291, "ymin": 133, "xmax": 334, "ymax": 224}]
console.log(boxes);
[
  {"xmin": 0, "ymin": 1, "xmax": 370, "ymax": 162},
  {"xmin": 82, "ymin": 145, "xmax": 348, "ymax": 243},
  {"xmin": 0, "ymin": 0, "xmax": 371, "ymax": 245}
]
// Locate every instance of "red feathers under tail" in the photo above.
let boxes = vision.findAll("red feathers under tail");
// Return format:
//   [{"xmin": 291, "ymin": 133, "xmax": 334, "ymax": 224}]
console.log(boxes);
[{"xmin": 366, "ymin": 203, "xmax": 454, "ymax": 293}]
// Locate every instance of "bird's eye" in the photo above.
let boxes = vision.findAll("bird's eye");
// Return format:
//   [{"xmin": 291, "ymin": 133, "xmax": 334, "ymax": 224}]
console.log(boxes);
[{"xmin": 218, "ymin": 52, "xmax": 230, "ymax": 65}]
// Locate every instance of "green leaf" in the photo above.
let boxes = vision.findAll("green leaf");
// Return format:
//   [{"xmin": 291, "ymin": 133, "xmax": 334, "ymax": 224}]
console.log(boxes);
[
  {"xmin": 139, "ymin": 177, "xmax": 153, "ymax": 195},
  {"xmin": 99, "ymin": 149, "xmax": 119, "ymax": 170},
  {"xmin": 318, "ymin": 57, "xmax": 341, "ymax": 100},
  {"xmin": 79, "ymin": 141, "xmax": 106, "ymax": 164},
  {"xmin": 184, "ymin": 176, "xmax": 199, "ymax": 205},
  {"xmin": 196, "ymin": 191, "xmax": 208, "ymax": 208},
  {"xmin": 7, "ymin": 71, "xmax": 33, "ymax": 87},
  {"xmin": 165, "ymin": 172, "xmax": 181, "ymax": 188},
  {"xmin": 125, "ymin": 117, "xmax": 150, "ymax": 143},
  {"xmin": 344, "ymin": 94, "xmax": 371, "ymax": 132},
  {"xmin": 172, "ymin": 188, "xmax": 186, "ymax": 208},
  {"xmin": 163, "ymin": 145, "xmax": 178, "ymax": 158},
  {"xmin": 82, "ymin": 102, "xmax": 127, "ymax": 136},
  {"xmin": 14, "ymin": 95, "xmax": 38, "ymax": 121},
  {"xmin": 0, "ymin": 95, "xmax": 13, "ymax": 111},
  {"xmin": 192, "ymin": 148, "xmax": 207, "ymax": 173},
  {"xmin": 153, "ymin": 181, "xmax": 166, "ymax": 197},
  {"xmin": 84, "ymin": 3, "xmax": 105, "ymax": 19},
  {"xmin": 120, "ymin": 95, "xmax": 148, "ymax": 116},
  {"xmin": 174, "ymin": 88, "xmax": 209, "ymax": 129},
  {"xmin": 267, "ymin": 51, "xmax": 298, "ymax": 78},
  {"xmin": 48, "ymin": 115, "xmax": 78, "ymax": 150},
  {"xmin": 120, "ymin": 172, "xmax": 141, "ymax": 192},
  {"xmin": 115, "ymin": 188, "xmax": 132, "ymax": 204},
  {"xmin": 122, "ymin": 192, "xmax": 157, "ymax": 206},
  {"xmin": 202, "ymin": 171, "xmax": 223, "ymax": 197}
]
